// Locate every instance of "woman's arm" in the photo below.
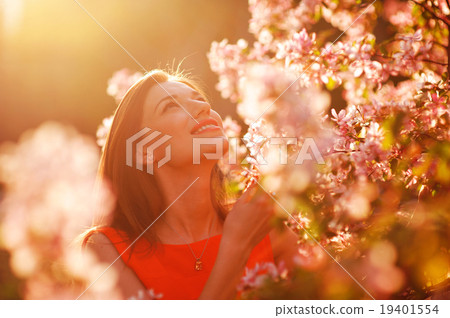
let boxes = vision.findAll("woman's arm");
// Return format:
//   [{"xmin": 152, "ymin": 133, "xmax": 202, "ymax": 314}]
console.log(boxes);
[
  {"xmin": 84, "ymin": 185, "xmax": 298, "ymax": 300},
  {"xmin": 198, "ymin": 218, "xmax": 299, "ymax": 300},
  {"xmin": 198, "ymin": 183, "xmax": 277, "ymax": 299},
  {"xmin": 82, "ymin": 232, "xmax": 150, "ymax": 299},
  {"xmin": 197, "ymin": 235, "xmax": 252, "ymax": 299}
]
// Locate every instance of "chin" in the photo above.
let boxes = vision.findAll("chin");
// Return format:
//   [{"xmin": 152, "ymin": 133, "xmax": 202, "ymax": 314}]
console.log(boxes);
[
  {"xmin": 222, "ymin": 138, "xmax": 230, "ymax": 156},
  {"xmin": 191, "ymin": 137, "xmax": 229, "ymax": 166}
]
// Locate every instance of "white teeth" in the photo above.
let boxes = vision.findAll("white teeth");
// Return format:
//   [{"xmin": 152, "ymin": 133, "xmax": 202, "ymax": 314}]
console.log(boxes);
[{"xmin": 194, "ymin": 124, "xmax": 216, "ymax": 134}]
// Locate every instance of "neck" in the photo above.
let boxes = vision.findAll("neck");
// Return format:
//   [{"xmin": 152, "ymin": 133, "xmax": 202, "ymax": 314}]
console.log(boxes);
[{"xmin": 151, "ymin": 162, "xmax": 223, "ymax": 244}]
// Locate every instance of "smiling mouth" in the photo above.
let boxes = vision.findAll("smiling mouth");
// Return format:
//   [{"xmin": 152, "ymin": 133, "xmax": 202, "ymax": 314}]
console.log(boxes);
[
  {"xmin": 192, "ymin": 125, "xmax": 221, "ymax": 135},
  {"xmin": 191, "ymin": 119, "xmax": 220, "ymax": 135}
]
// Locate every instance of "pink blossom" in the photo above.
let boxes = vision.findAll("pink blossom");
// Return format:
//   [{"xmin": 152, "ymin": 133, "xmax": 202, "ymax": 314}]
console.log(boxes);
[
  {"xmin": 222, "ymin": 115, "xmax": 242, "ymax": 138},
  {"xmin": 96, "ymin": 115, "xmax": 114, "ymax": 148},
  {"xmin": 276, "ymin": 29, "xmax": 317, "ymax": 65},
  {"xmin": 207, "ymin": 0, "xmax": 450, "ymax": 299},
  {"xmin": 286, "ymin": 213, "xmax": 311, "ymax": 231},
  {"xmin": 0, "ymin": 122, "xmax": 115, "ymax": 299},
  {"xmin": 207, "ymin": 39, "xmax": 248, "ymax": 102},
  {"xmin": 328, "ymin": 230, "xmax": 353, "ymax": 252},
  {"xmin": 237, "ymin": 261, "xmax": 288, "ymax": 292},
  {"xmin": 107, "ymin": 68, "xmax": 144, "ymax": 104},
  {"xmin": 128, "ymin": 288, "xmax": 163, "ymax": 300},
  {"xmin": 384, "ymin": 0, "xmax": 414, "ymax": 29},
  {"xmin": 294, "ymin": 243, "xmax": 328, "ymax": 271}
]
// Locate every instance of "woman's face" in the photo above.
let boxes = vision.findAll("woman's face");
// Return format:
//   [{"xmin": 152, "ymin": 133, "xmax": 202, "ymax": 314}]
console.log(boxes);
[{"xmin": 141, "ymin": 80, "xmax": 229, "ymax": 169}]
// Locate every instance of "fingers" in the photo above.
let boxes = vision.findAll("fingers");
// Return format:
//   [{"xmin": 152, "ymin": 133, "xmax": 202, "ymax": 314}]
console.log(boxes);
[
  {"xmin": 250, "ymin": 186, "xmax": 271, "ymax": 204},
  {"xmin": 241, "ymin": 182, "xmax": 258, "ymax": 203},
  {"xmin": 240, "ymin": 181, "xmax": 274, "ymax": 205}
]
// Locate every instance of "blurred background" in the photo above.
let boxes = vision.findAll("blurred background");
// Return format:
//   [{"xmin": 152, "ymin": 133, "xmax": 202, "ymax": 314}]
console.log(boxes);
[
  {"xmin": 1, "ymin": 0, "xmax": 448, "ymax": 301},
  {"xmin": 0, "ymin": 0, "xmax": 255, "ymax": 299},
  {"xmin": 0, "ymin": 0, "xmax": 251, "ymax": 144}
]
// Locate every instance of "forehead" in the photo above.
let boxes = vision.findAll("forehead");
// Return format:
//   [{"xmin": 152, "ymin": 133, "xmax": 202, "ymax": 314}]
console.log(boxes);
[{"xmin": 145, "ymin": 80, "xmax": 198, "ymax": 108}]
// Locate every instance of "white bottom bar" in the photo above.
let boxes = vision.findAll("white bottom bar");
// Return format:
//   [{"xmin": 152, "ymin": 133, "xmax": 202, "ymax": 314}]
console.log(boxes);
[{"xmin": 1, "ymin": 300, "xmax": 449, "ymax": 318}]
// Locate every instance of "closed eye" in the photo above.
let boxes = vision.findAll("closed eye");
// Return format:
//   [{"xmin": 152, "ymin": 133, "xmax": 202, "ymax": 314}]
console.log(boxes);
[
  {"xmin": 163, "ymin": 102, "xmax": 178, "ymax": 111},
  {"xmin": 195, "ymin": 96, "xmax": 206, "ymax": 102}
]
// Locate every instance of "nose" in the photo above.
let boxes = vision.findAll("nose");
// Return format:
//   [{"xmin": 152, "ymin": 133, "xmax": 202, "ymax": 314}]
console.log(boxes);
[{"xmin": 192, "ymin": 99, "xmax": 211, "ymax": 119}]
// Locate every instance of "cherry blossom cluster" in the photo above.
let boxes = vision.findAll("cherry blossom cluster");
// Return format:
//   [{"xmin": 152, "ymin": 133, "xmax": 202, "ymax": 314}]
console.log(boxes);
[
  {"xmin": 0, "ymin": 122, "xmax": 117, "ymax": 299},
  {"xmin": 208, "ymin": 0, "xmax": 450, "ymax": 299},
  {"xmin": 237, "ymin": 261, "xmax": 288, "ymax": 294}
]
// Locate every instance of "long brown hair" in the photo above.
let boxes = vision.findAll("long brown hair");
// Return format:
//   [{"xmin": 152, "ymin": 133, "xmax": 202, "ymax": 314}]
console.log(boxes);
[{"xmin": 81, "ymin": 69, "xmax": 229, "ymax": 253}]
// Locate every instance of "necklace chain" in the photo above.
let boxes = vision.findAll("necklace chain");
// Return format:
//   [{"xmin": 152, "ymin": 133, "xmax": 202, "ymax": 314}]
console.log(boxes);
[{"xmin": 161, "ymin": 214, "xmax": 216, "ymax": 270}]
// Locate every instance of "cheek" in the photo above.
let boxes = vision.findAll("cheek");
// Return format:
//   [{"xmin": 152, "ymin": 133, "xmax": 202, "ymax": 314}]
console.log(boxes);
[
  {"xmin": 210, "ymin": 111, "xmax": 224, "ymax": 128},
  {"xmin": 141, "ymin": 127, "xmax": 188, "ymax": 160},
  {"xmin": 148, "ymin": 116, "xmax": 185, "ymax": 135}
]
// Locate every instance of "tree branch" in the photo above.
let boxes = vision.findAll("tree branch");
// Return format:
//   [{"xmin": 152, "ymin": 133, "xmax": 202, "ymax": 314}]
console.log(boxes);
[
  {"xmin": 447, "ymin": 28, "xmax": 450, "ymax": 76},
  {"xmin": 374, "ymin": 54, "xmax": 448, "ymax": 66},
  {"xmin": 421, "ymin": 59, "xmax": 449, "ymax": 66},
  {"xmin": 410, "ymin": 0, "xmax": 450, "ymax": 26},
  {"xmin": 377, "ymin": 39, "xmax": 448, "ymax": 50},
  {"xmin": 431, "ymin": 40, "xmax": 448, "ymax": 50}
]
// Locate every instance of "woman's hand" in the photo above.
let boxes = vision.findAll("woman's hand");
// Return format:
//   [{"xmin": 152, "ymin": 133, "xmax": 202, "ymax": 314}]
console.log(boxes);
[
  {"xmin": 222, "ymin": 180, "xmax": 276, "ymax": 253},
  {"xmin": 199, "ymin": 180, "xmax": 277, "ymax": 299}
]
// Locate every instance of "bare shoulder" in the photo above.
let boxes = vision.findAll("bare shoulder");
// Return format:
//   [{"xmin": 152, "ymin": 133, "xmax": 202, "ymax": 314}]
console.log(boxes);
[
  {"xmin": 85, "ymin": 231, "xmax": 112, "ymax": 247},
  {"xmin": 85, "ymin": 232, "xmax": 122, "ymax": 263},
  {"xmin": 268, "ymin": 222, "xmax": 299, "ymax": 271},
  {"xmin": 83, "ymin": 232, "xmax": 148, "ymax": 299}
]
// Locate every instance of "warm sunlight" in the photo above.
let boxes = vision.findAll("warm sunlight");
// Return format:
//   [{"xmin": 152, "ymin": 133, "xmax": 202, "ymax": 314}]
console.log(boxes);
[{"xmin": 0, "ymin": 1, "xmax": 448, "ymax": 314}]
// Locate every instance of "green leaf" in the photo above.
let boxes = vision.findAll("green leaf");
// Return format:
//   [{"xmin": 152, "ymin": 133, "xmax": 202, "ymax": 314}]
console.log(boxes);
[
  {"xmin": 340, "ymin": 64, "xmax": 349, "ymax": 72},
  {"xmin": 325, "ymin": 77, "xmax": 337, "ymax": 90},
  {"xmin": 418, "ymin": 15, "xmax": 426, "ymax": 27},
  {"xmin": 314, "ymin": 7, "xmax": 322, "ymax": 22},
  {"xmin": 436, "ymin": 160, "xmax": 450, "ymax": 183},
  {"xmin": 381, "ymin": 118, "xmax": 395, "ymax": 150},
  {"xmin": 412, "ymin": 4, "xmax": 421, "ymax": 17},
  {"xmin": 412, "ymin": 156, "xmax": 431, "ymax": 176},
  {"xmin": 379, "ymin": 46, "xmax": 388, "ymax": 56}
]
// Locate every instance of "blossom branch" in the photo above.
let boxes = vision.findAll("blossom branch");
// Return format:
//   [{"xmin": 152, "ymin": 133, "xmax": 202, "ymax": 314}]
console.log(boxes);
[
  {"xmin": 430, "ymin": 40, "xmax": 448, "ymax": 50},
  {"xmin": 378, "ymin": 38, "xmax": 447, "ymax": 50},
  {"xmin": 447, "ymin": 30, "xmax": 450, "ymax": 75},
  {"xmin": 373, "ymin": 54, "xmax": 448, "ymax": 66},
  {"xmin": 409, "ymin": 0, "xmax": 450, "ymax": 26},
  {"xmin": 420, "ymin": 59, "xmax": 449, "ymax": 66},
  {"xmin": 328, "ymin": 150, "xmax": 358, "ymax": 155}
]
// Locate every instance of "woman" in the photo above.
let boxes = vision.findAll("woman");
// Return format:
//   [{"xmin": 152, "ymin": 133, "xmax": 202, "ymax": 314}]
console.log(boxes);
[{"xmin": 82, "ymin": 69, "xmax": 299, "ymax": 299}]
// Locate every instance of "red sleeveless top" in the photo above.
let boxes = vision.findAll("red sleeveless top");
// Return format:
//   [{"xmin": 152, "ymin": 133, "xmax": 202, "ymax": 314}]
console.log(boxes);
[{"xmin": 97, "ymin": 227, "xmax": 275, "ymax": 299}]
